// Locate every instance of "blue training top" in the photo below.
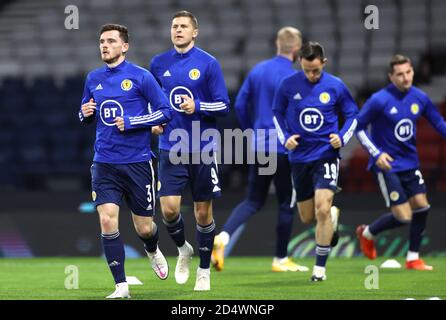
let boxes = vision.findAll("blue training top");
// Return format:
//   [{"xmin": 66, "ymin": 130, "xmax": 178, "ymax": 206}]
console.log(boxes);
[
  {"xmin": 150, "ymin": 46, "xmax": 230, "ymax": 153},
  {"xmin": 235, "ymin": 55, "xmax": 296, "ymax": 154},
  {"xmin": 356, "ymin": 83, "xmax": 446, "ymax": 172},
  {"xmin": 80, "ymin": 60, "xmax": 172, "ymax": 164},
  {"xmin": 273, "ymin": 71, "xmax": 358, "ymax": 163}
]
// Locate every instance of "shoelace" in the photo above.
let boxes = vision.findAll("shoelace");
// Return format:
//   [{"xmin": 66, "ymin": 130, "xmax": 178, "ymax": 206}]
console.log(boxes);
[
  {"xmin": 149, "ymin": 252, "xmax": 162, "ymax": 266},
  {"xmin": 197, "ymin": 275, "xmax": 208, "ymax": 283},
  {"xmin": 177, "ymin": 256, "xmax": 189, "ymax": 273},
  {"xmin": 154, "ymin": 254, "xmax": 165, "ymax": 267}
]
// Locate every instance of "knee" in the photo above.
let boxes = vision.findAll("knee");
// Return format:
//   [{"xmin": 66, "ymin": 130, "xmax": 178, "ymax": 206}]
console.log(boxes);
[
  {"xmin": 195, "ymin": 207, "xmax": 214, "ymax": 225},
  {"xmin": 162, "ymin": 205, "xmax": 180, "ymax": 222},
  {"xmin": 195, "ymin": 209, "xmax": 209, "ymax": 225},
  {"xmin": 134, "ymin": 222, "xmax": 154, "ymax": 237},
  {"xmin": 315, "ymin": 205, "xmax": 331, "ymax": 222},
  {"xmin": 398, "ymin": 212, "xmax": 412, "ymax": 223},
  {"xmin": 99, "ymin": 214, "xmax": 117, "ymax": 233}
]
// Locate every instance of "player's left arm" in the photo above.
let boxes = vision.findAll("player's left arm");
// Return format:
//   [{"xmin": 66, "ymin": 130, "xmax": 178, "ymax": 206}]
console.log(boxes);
[
  {"xmin": 422, "ymin": 95, "xmax": 446, "ymax": 138},
  {"xmin": 193, "ymin": 59, "xmax": 230, "ymax": 117},
  {"xmin": 117, "ymin": 72, "xmax": 172, "ymax": 131},
  {"xmin": 355, "ymin": 97, "xmax": 383, "ymax": 162},
  {"xmin": 234, "ymin": 74, "xmax": 253, "ymax": 130},
  {"xmin": 272, "ymin": 79, "xmax": 293, "ymax": 147},
  {"xmin": 79, "ymin": 74, "xmax": 96, "ymax": 125},
  {"xmin": 336, "ymin": 83, "xmax": 359, "ymax": 147}
]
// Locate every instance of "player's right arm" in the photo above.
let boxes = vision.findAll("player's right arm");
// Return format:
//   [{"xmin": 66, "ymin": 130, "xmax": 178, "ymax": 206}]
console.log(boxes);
[
  {"xmin": 234, "ymin": 73, "xmax": 253, "ymax": 130},
  {"xmin": 149, "ymin": 57, "xmax": 168, "ymax": 135},
  {"xmin": 79, "ymin": 74, "xmax": 96, "ymax": 124},
  {"xmin": 272, "ymin": 79, "xmax": 293, "ymax": 148},
  {"xmin": 355, "ymin": 96, "xmax": 392, "ymax": 170}
]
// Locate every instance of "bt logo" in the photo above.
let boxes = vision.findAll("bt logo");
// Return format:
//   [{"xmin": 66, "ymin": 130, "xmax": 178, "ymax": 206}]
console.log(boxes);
[
  {"xmin": 100, "ymin": 100, "xmax": 123, "ymax": 126},
  {"xmin": 299, "ymin": 107, "xmax": 324, "ymax": 132},
  {"xmin": 169, "ymin": 86, "xmax": 194, "ymax": 112},
  {"xmin": 394, "ymin": 118, "xmax": 413, "ymax": 141}
]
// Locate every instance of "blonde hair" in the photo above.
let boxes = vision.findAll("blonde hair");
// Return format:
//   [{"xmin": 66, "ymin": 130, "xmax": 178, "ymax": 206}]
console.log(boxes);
[{"xmin": 277, "ymin": 27, "xmax": 302, "ymax": 54}]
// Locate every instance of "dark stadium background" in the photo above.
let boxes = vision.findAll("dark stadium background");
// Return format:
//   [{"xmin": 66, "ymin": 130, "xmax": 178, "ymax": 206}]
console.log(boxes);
[{"xmin": 1, "ymin": 0, "xmax": 446, "ymax": 259}]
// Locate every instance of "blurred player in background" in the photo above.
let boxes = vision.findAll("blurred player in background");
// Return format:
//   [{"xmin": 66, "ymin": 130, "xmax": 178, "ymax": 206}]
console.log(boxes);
[
  {"xmin": 356, "ymin": 54, "xmax": 446, "ymax": 270},
  {"xmin": 150, "ymin": 11, "xmax": 230, "ymax": 291},
  {"xmin": 273, "ymin": 41, "xmax": 358, "ymax": 281},
  {"xmin": 212, "ymin": 27, "xmax": 309, "ymax": 273},
  {"xmin": 80, "ymin": 24, "xmax": 172, "ymax": 298}
]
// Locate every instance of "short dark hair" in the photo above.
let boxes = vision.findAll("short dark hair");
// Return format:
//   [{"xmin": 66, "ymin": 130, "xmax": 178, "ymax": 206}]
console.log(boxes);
[
  {"xmin": 100, "ymin": 24, "xmax": 129, "ymax": 43},
  {"xmin": 389, "ymin": 54, "xmax": 412, "ymax": 74},
  {"xmin": 300, "ymin": 41, "xmax": 326, "ymax": 62},
  {"xmin": 172, "ymin": 10, "xmax": 198, "ymax": 29}
]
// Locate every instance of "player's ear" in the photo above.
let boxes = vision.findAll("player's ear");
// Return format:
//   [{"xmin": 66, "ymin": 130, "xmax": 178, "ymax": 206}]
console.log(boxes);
[
  {"xmin": 122, "ymin": 42, "xmax": 129, "ymax": 54},
  {"xmin": 387, "ymin": 72, "xmax": 393, "ymax": 81},
  {"xmin": 192, "ymin": 28, "xmax": 198, "ymax": 40}
]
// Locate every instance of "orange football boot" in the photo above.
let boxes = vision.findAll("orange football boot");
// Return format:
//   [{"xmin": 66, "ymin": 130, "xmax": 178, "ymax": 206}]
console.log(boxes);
[
  {"xmin": 356, "ymin": 224, "xmax": 377, "ymax": 259},
  {"xmin": 406, "ymin": 259, "xmax": 433, "ymax": 271}
]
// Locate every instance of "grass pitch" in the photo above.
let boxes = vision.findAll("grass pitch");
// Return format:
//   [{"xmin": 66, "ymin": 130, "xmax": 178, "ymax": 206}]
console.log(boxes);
[{"xmin": 0, "ymin": 257, "xmax": 445, "ymax": 300}]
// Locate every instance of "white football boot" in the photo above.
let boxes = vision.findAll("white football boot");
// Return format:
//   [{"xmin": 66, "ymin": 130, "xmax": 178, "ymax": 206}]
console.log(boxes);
[
  {"xmin": 106, "ymin": 282, "xmax": 131, "ymax": 299},
  {"xmin": 147, "ymin": 247, "xmax": 169, "ymax": 280},
  {"xmin": 194, "ymin": 267, "xmax": 211, "ymax": 291},
  {"xmin": 175, "ymin": 241, "xmax": 194, "ymax": 284}
]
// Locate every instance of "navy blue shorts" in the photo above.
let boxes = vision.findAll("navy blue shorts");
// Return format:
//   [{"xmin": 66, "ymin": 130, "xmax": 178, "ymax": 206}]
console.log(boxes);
[
  {"xmin": 90, "ymin": 161, "xmax": 156, "ymax": 216},
  {"xmin": 374, "ymin": 168, "xmax": 427, "ymax": 207},
  {"xmin": 157, "ymin": 150, "xmax": 221, "ymax": 202},
  {"xmin": 291, "ymin": 157, "xmax": 340, "ymax": 202}
]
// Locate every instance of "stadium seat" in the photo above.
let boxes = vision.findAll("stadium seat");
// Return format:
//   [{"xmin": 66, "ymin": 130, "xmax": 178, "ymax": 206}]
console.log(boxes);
[
  {"xmin": 0, "ymin": 0, "xmax": 443, "ymax": 192},
  {"xmin": 417, "ymin": 118, "xmax": 442, "ymax": 144}
]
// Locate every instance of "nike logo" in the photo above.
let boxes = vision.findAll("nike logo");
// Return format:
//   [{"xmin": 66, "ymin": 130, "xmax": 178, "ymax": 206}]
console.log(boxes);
[{"xmin": 156, "ymin": 265, "xmax": 166, "ymax": 278}]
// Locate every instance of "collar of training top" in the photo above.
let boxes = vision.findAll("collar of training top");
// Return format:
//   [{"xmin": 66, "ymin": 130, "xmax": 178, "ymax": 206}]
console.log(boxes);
[{"xmin": 105, "ymin": 59, "xmax": 128, "ymax": 73}]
